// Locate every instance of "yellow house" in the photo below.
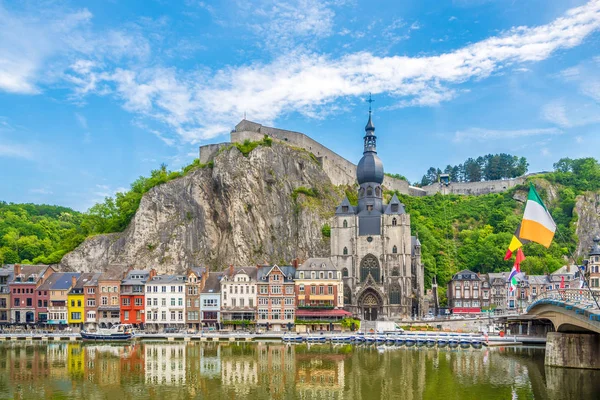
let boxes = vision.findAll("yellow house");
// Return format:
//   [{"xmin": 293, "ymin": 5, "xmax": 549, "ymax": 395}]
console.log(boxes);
[{"xmin": 68, "ymin": 273, "xmax": 94, "ymax": 327}]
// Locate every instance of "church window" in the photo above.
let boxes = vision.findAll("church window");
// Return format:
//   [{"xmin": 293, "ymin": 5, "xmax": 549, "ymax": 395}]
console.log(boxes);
[
  {"xmin": 342, "ymin": 268, "xmax": 349, "ymax": 277},
  {"xmin": 375, "ymin": 186, "xmax": 381, "ymax": 197},
  {"xmin": 343, "ymin": 284, "xmax": 352, "ymax": 304},
  {"xmin": 342, "ymin": 206, "xmax": 348, "ymax": 212},
  {"xmin": 392, "ymin": 218, "xmax": 397, "ymax": 226},
  {"xmin": 367, "ymin": 186, "xmax": 373, "ymax": 196},
  {"xmin": 389, "ymin": 285, "xmax": 401, "ymax": 304},
  {"xmin": 391, "ymin": 268, "xmax": 400, "ymax": 277},
  {"xmin": 367, "ymin": 236, "xmax": 373, "ymax": 243},
  {"xmin": 391, "ymin": 204, "xmax": 399, "ymax": 212},
  {"xmin": 360, "ymin": 254, "xmax": 380, "ymax": 282},
  {"xmin": 392, "ymin": 245, "xmax": 397, "ymax": 254},
  {"xmin": 343, "ymin": 247, "xmax": 348, "ymax": 255},
  {"xmin": 359, "ymin": 187, "xmax": 365, "ymax": 198},
  {"xmin": 343, "ymin": 220, "xmax": 348, "ymax": 228},
  {"xmin": 367, "ymin": 205, "xmax": 373, "ymax": 212}
]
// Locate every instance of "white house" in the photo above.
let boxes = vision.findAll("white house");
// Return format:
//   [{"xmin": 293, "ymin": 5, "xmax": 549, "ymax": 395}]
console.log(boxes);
[
  {"xmin": 200, "ymin": 272, "xmax": 223, "ymax": 329},
  {"xmin": 144, "ymin": 274, "xmax": 187, "ymax": 332},
  {"xmin": 220, "ymin": 266, "xmax": 258, "ymax": 328}
]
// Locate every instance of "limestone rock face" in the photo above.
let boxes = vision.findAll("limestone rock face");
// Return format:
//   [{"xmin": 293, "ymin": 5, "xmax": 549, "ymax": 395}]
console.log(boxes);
[
  {"xmin": 575, "ymin": 191, "xmax": 600, "ymax": 257},
  {"xmin": 60, "ymin": 143, "xmax": 339, "ymax": 273}
]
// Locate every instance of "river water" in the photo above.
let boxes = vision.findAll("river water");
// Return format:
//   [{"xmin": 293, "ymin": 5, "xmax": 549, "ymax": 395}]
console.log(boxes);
[{"xmin": 0, "ymin": 342, "xmax": 599, "ymax": 399}]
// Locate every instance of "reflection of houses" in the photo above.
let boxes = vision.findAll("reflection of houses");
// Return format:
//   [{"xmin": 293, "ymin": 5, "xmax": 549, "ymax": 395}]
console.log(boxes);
[
  {"xmin": 221, "ymin": 347, "xmax": 258, "ymax": 393},
  {"xmin": 294, "ymin": 258, "xmax": 349, "ymax": 332},
  {"xmin": 221, "ymin": 266, "xmax": 258, "ymax": 330},
  {"xmin": 145, "ymin": 343, "xmax": 186, "ymax": 385},
  {"xmin": 11, "ymin": 264, "xmax": 55, "ymax": 324},
  {"xmin": 0, "ymin": 266, "xmax": 14, "ymax": 325},
  {"xmin": 200, "ymin": 272, "xmax": 223, "ymax": 329},
  {"xmin": 257, "ymin": 344, "xmax": 296, "ymax": 398},
  {"xmin": 295, "ymin": 353, "xmax": 346, "ymax": 398},
  {"xmin": 199, "ymin": 345, "xmax": 221, "ymax": 378},
  {"xmin": 256, "ymin": 265, "xmax": 296, "ymax": 331}
]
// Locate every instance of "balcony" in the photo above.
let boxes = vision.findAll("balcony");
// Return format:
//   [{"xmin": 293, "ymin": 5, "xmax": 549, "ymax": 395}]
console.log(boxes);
[{"xmin": 308, "ymin": 294, "xmax": 334, "ymax": 301}]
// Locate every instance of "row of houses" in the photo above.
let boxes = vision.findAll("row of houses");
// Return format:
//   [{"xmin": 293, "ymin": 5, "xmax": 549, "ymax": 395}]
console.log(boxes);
[
  {"xmin": 447, "ymin": 238, "xmax": 600, "ymax": 314},
  {"xmin": 0, "ymin": 258, "xmax": 350, "ymax": 332}
]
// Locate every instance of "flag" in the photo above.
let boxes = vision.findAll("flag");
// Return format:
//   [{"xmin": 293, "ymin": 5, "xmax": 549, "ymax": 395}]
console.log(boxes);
[
  {"xmin": 519, "ymin": 184, "xmax": 557, "ymax": 248},
  {"xmin": 504, "ymin": 223, "xmax": 530, "ymax": 260},
  {"xmin": 559, "ymin": 275, "xmax": 565, "ymax": 290},
  {"xmin": 508, "ymin": 249, "xmax": 526, "ymax": 293}
]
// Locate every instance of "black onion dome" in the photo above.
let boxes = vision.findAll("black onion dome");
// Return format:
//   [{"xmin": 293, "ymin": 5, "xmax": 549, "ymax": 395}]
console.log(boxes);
[
  {"xmin": 365, "ymin": 112, "xmax": 375, "ymax": 132},
  {"xmin": 357, "ymin": 153, "xmax": 384, "ymax": 184}
]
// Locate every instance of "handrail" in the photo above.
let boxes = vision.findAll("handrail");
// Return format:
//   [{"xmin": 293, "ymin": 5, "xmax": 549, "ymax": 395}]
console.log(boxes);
[{"xmin": 527, "ymin": 289, "xmax": 599, "ymax": 312}]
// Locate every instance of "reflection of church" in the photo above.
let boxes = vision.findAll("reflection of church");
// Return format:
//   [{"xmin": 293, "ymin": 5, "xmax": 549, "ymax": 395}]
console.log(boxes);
[{"xmin": 331, "ymin": 110, "xmax": 424, "ymax": 320}]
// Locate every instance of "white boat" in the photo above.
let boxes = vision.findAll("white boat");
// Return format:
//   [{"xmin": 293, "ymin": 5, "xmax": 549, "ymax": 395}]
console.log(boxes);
[{"xmin": 81, "ymin": 324, "xmax": 135, "ymax": 341}]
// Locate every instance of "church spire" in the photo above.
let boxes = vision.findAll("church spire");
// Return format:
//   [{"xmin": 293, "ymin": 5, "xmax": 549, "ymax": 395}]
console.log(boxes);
[{"xmin": 363, "ymin": 93, "xmax": 376, "ymax": 153}]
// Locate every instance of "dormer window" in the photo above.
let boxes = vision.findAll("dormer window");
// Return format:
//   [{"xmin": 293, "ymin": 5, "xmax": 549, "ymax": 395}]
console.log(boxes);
[
  {"xmin": 391, "ymin": 204, "xmax": 398, "ymax": 213},
  {"xmin": 342, "ymin": 206, "xmax": 348, "ymax": 213},
  {"xmin": 299, "ymin": 272, "xmax": 304, "ymax": 279},
  {"xmin": 367, "ymin": 205, "xmax": 373, "ymax": 212}
]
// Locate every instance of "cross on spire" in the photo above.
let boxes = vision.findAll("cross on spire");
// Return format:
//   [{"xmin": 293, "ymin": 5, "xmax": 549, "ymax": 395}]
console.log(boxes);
[{"xmin": 367, "ymin": 92, "xmax": 374, "ymax": 113}]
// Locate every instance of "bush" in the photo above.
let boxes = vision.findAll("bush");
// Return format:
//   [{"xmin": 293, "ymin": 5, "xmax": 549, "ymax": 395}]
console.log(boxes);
[{"xmin": 321, "ymin": 224, "xmax": 331, "ymax": 238}]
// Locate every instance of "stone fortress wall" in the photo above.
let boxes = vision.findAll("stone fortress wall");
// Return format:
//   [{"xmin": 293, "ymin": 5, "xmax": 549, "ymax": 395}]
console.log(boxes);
[{"xmin": 199, "ymin": 120, "xmax": 534, "ymax": 197}]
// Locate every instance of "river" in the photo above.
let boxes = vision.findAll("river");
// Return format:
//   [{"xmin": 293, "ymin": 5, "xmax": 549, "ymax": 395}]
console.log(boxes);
[{"xmin": 0, "ymin": 342, "xmax": 599, "ymax": 399}]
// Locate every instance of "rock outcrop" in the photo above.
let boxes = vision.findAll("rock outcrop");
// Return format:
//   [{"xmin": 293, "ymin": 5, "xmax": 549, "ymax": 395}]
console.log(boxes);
[
  {"xmin": 61, "ymin": 143, "xmax": 341, "ymax": 273},
  {"xmin": 575, "ymin": 191, "xmax": 600, "ymax": 257}
]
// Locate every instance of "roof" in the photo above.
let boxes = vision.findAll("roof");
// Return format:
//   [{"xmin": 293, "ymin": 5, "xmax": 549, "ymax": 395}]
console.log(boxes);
[
  {"xmin": 297, "ymin": 258, "xmax": 338, "ymax": 273},
  {"xmin": 296, "ymin": 309, "xmax": 352, "ymax": 317},
  {"xmin": 9, "ymin": 264, "xmax": 51, "ymax": 283},
  {"xmin": 590, "ymin": 237, "xmax": 600, "ymax": 256},
  {"xmin": 188, "ymin": 267, "xmax": 206, "ymax": 277},
  {"xmin": 411, "ymin": 236, "xmax": 421, "ymax": 248},
  {"xmin": 384, "ymin": 194, "xmax": 406, "ymax": 215},
  {"xmin": 222, "ymin": 266, "xmax": 258, "ymax": 280},
  {"xmin": 84, "ymin": 272, "xmax": 102, "ymax": 287},
  {"xmin": 257, "ymin": 265, "xmax": 295, "ymax": 282},
  {"xmin": 335, "ymin": 197, "xmax": 355, "ymax": 215},
  {"xmin": 528, "ymin": 275, "xmax": 549, "ymax": 285},
  {"xmin": 147, "ymin": 274, "xmax": 187, "ymax": 284},
  {"xmin": 100, "ymin": 264, "xmax": 127, "ymax": 280},
  {"xmin": 201, "ymin": 272, "xmax": 223, "ymax": 294},
  {"xmin": 38, "ymin": 272, "xmax": 80, "ymax": 291},
  {"xmin": 451, "ymin": 270, "xmax": 479, "ymax": 281},
  {"xmin": 71, "ymin": 273, "xmax": 96, "ymax": 291},
  {"xmin": 121, "ymin": 269, "xmax": 152, "ymax": 285}
]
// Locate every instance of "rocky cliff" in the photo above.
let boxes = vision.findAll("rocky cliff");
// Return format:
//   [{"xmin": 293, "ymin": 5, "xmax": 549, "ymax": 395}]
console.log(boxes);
[
  {"xmin": 575, "ymin": 191, "xmax": 600, "ymax": 256},
  {"xmin": 60, "ymin": 143, "xmax": 342, "ymax": 273}
]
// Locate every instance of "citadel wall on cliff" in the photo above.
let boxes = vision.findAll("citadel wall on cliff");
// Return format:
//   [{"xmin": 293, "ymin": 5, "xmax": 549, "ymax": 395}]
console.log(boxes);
[{"xmin": 199, "ymin": 119, "xmax": 533, "ymax": 197}]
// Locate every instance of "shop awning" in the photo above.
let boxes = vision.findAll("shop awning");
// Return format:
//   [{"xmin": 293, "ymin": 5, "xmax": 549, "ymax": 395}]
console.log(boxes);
[{"xmin": 295, "ymin": 309, "xmax": 351, "ymax": 318}]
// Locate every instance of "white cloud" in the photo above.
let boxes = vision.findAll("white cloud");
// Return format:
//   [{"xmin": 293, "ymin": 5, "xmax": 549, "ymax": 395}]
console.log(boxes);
[
  {"xmin": 541, "ymin": 147, "xmax": 551, "ymax": 156},
  {"xmin": 542, "ymin": 98, "xmax": 600, "ymax": 127},
  {"xmin": 4, "ymin": 0, "xmax": 600, "ymax": 144},
  {"xmin": 0, "ymin": 142, "xmax": 34, "ymax": 159},
  {"xmin": 541, "ymin": 100, "xmax": 570, "ymax": 127},
  {"xmin": 75, "ymin": 112, "xmax": 88, "ymax": 129},
  {"xmin": 453, "ymin": 127, "xmax": 562, "ymax": 142},
  {"xmin": 29, "ymin": 188, "xmax": 53, "ymax": 195}
]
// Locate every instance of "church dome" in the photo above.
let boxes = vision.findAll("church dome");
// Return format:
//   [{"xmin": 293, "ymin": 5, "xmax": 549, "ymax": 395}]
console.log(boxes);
[{"xmin": 357, "ymin": 153, "xmax": 384, "ymax": 184}]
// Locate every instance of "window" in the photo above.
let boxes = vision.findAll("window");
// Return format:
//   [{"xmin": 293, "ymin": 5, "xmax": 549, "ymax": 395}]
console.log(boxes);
[
  {"xmin": 171, "ymin": 311, "xmax": 176, "ymax": 320},
  {"xmin": 240, "ymin": 298, "xmax": 244, "ymax": 307},
  {"xmin": 311, "ymin": 272, "xmax": 316, "ymax": 279},
  {"xmin": 171, "ymin": 298, "xmax": 176, "ymax": 306},
  {"xmin": 343, "ymin": 246, "xmax": 348, "ymax": 255},
  {"xmin": 136, "ymin": 310, "xmax": 141, "ymax": 321},
  {"xmin": 367, "ymin": 205, "xmax": 373, "ymax": 211},
  {"xmin": 258, "ymin": 298, "xmax": 268, "ymax": 305},
  {"xmin": 187, "ymin": 299, "xmax": 191, "ymax": 307},
  {"xmin": 153, "ymin": 298, "xmax": 158, "ymax": 306},
  {"xmin": 71, "ymin": 312, "xmax": 81, "ymax": 320},
  {"xmin": 343, "ymin": 220, "xmax": 348, "ymax": 228},
  {"xmin": 328, "ymin": 286, "xmax": 333, "ymax": 295},
  {"xmin": 122, "ymin": 298, "xmax": 131, "ymax": 306},
  {"xmin": 328, "ymin": 272, "xmax": 333, "ymax": 279},
  {"xmin": 87, "ymin": 299, "xmax": 96, "ymax": 307},
  {"xmin": 285, "ymin": 286, "xmax": 294, "ymax": 294},
  {"xmin": 285, "ymin": 298, "xmax": 294, "ymax": 305},
  {"xmin": 299, "ymin": 285, "xmax": 304, "ymax": 293},
  {"xmin": 14, "ymin": 298, "xmax": 20, "ymax": 307},
  {"xmin": 235, "ymin": 286, "xmax": 238, "ymax": 294},
  {"xmin": 179, "ymin": 286, "xmax": 183, "ymax": 293},
  {"xmin": 38, "ymin": 300, "xmax": 42, "ymax": 307},
  {"xmin": 26, "ymin": 298, "xmax": 32, "ymax": 307},
  {"xmin": 273, "ymin": 274, "xmax": 280, "ymax": 281},
  {"xmin": 135, "ymin": 298, "xmax": 143, "ymax": 306},
  {"xmin": 342, "ymin": 268, "xmax": 348, "ymax": 278},
  {"xmin": 272, "ymin": 286, "xmax": 282, "ymax": 294},
  {"xmin": 392, "ymin": 218, "xmax": 397, "ymax": 226},
  {"xmin": 147, "ymin": 297, "xmax": 152, "ymax": 306},
  {"xmin": 389, "ymin": 285, "xmax": 401, "ymax": 304},
  {"xmin": 162, "ymin": 298, "xmax": 166, "ymax": 306},
  {"xmin": 178, "ymin": 311, "xmax": 183, "ymax": 320},
  {"xmin": 88, "ymin": 288, "xmax": 95, "ymax": 294},
  {"xmin": 367, "ymin": 186, "xmax": 373, "ymax": 196},
  {"xmin": 592, "ymin": 279, "xmax": 599, "ymax": 288},
  {"xmin": 392, "ymin": 245, "xmax": 397, "ymax": 254},
  {"xmin": 272, "ymin": 298, "xmax": 281, "ymax": 306},
  {"xmin": 319, "ymin": 286, "xmax": 324, "ymax": 295},
  {"xmin": 124, "ymin": 311, "xmax": 129, "ymax": 320},
  {"xmin": 319, "ymin": 272, "xmax": 324, "ymax": 279},
  {"xmin": 232, "ymin": 298, "xmax": 236, "ymax": 307},
  {"xmin": 249, "ymin": 299, "xmax": 253, "ymax": 307},
  {"xmin": 272, "ymin": 311, "xmax": 280, "ymax": 320},
  {"xmin": 284, "ymin": 310, "xmax": 294, "ymax": 320},
  {"xmin": 299, "ymin": 272, "xmax": 304, "ymax": 279},
  {"xmin": 101, "ymin": 296, "xmax": 108, "ymax": 306},
  {"xmin": 171, "ymin": 286, "xmax": 176, "ymax": 293},
  {"xmin": 311, "ymin": 286, "xmax": 316, "ymax": 295},
  {"xmin": 162, "ymin": 286, "xmax": 166, "ymax": 293},
  {"xmin": 259, "ymin": 308, "xmax": 268, "ymax": 320},
  {"xmin": 260, "ymin": 286, "xmax": 268, "ymax": 294}
]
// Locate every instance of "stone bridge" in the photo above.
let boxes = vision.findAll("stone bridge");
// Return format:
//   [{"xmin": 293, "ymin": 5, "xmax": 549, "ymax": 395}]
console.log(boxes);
[{"xmin": 526, "ymin": 289, "xmax": 600, "ymax": 369}]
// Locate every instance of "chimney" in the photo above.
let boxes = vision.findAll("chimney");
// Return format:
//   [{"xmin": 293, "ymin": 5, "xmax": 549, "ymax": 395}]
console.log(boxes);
[
  {"xmin": 229, "ymin": 264, "xmax": 234, "ymax": 276},
  {"xmin": 71, "ymin": 275, "xmax": 77, "ymax": 288},
  {"xmin": 292, "ymin": 258, "xmax": 299, "ymax": 269},
  {"xmin": 149, "ymin": 268, "xmax": 157, "ymax": 279},
  {"xmin": 14, "ymin": 264, "xmax": 21, "ymax": 276}
]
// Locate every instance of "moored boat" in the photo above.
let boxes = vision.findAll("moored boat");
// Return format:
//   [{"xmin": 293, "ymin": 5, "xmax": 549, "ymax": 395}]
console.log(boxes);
[{"xmin": 81, "ymin": 324, "xmax": 135, "ymax": 341}]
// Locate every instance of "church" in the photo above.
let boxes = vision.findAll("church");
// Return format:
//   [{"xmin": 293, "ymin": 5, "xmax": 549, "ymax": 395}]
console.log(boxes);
[{"xmin": 330, "ymin": 110, "xmax": 425, "ymax": 320}]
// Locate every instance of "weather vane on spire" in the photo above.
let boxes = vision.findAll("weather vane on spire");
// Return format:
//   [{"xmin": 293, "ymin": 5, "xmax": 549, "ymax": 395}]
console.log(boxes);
[{"xmin": 367, "ymin": 92, "xmax": 374, "ymax": 113}]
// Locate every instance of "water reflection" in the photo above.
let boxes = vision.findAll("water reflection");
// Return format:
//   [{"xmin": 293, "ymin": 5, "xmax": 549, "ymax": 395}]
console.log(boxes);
[{"xmin": 0, "ymin": 342, "xmax": 599, "ymax": 399}]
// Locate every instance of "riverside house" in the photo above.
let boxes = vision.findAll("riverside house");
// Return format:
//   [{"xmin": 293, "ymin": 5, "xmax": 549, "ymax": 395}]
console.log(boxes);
[
  {"xmin": 144, "ymin": 274, "xmax": 187, "ymax": 332},
  {"xmin": 0, "ymin": 267, "xmax": 14, "ymax": 325},
  {"xmin": 220, "ymin": 266, "xmax": 258, "ymax": 330},
  {"xmin": 121, "ymin": 268, "xmax": 155, "ymax": 327},
  {"xmin": 200, "ymin": 272, "xmax": 223, "ymax": 330},
  {"xmin": 68, "ymin": 273, "xmax": 95, "ymax": 330},
  {"xmin": 256, "ymin": 265, "xmax": 296, "ymax": 332},
  {"xmin": 185, "ymin": 267, "xmax": 206, "ymax": 332},
  {"xmin": 43, "ymin": 273, "xmax": 80, "ymax": 327},
  {"xmin": 11, "ymin": 264, "xmax": 55, "ymax": 325}
]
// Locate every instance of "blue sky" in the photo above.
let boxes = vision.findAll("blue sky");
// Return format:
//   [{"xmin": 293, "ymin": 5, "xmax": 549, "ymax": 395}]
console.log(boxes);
[{"xmin": 1, "ymin": 0, "xmax": 600, "ymax": 211}]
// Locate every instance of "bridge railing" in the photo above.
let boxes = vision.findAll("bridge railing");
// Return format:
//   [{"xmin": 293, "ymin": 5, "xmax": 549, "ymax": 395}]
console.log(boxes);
[{"xmin": 527, "ymin": 289, "xmax": 599, "ymax": 312}]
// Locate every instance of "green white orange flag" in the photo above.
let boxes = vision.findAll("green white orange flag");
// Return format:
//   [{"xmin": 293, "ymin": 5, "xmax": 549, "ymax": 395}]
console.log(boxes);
[{"xmin": 518, "ymin": 184, "xmax": 556, "ymax": 248}]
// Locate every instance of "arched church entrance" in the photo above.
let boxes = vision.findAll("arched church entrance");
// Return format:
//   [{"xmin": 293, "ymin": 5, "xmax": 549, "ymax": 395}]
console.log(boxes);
[{"xmin": 358, "ymin": 289, "xmax": 383, "ymax": 321}]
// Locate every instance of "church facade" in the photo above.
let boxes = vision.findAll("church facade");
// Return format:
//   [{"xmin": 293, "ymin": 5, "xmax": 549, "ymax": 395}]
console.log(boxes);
[{"xmin": 330, "ymin": 111, "xmax": 425, "ymax": 320}]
